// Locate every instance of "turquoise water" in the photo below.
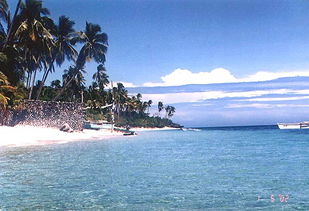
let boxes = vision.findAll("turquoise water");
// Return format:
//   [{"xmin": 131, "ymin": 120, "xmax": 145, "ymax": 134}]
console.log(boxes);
[{"xmin": 0, "ymin": 126, "xmax": 309, "ymax": 210}]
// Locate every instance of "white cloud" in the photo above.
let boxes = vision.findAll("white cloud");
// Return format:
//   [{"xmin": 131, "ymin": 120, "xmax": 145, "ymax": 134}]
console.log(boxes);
[
  {"xmin": 140, "ymin": 89, "xmax": 302, "ymax": 104},
  {"xmin": 226, "ymin": 103, "xmax": 309, "ymax": 109},
  {"xmin": 119, "ymin": 82, "xmax": 136, "ymax": 88},
  {"xmin": 226, "ymin": 103, "xmax": 275, "ymax": 109},
  {"xmin": 142, "ymin": 68, "xmax": 309, "ymax": 87},
  {"xmin": 109, "ymin": 81, "xmax": 137, "ymax": 88},
  {"xmin": 239, "ymin": 96, "xmax": 309, "ymax": 102},
  {"xmin": 241, "ymin": 71, "xmax": 309, "ymax": 82},
  {"xmin": 143, "ymin": 68, "xmax": 237, "ymax": 86}
]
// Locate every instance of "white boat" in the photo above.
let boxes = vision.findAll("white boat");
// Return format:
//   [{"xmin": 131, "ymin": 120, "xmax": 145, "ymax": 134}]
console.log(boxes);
[
  {"xmin": 181, "ymin": 128, "xmax": 201, "ymax": 131},
  {"xmin": 277, "ymin": 121, "xmax": 309, "ymax": 129}
]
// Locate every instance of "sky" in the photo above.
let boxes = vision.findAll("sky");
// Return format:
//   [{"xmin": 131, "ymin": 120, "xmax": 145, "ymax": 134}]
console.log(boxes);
[{"xmin": 8, "ymin": 0, "xmax": 309, "ymax": 126}]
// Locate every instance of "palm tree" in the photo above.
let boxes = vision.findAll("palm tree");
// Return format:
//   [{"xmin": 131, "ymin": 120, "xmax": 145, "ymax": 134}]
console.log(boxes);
[
  {"xmin": 165, "ymin": 105, "xmax": 170, "ymax": 118},
  {"xmin": 4, "ymin": 0, "xmax": 22, "ymax": 47},
  {"xmin": 112, "ymin": 83, "xmax": 127, "ymax": 118},
  {"xmin": 158, "ymin": 101, "xmax": 164, "ymax": 116},
  {"xmin": 50, "ymin": 79, "xmax": 61, "ymax": 89},
  {"xmin": 62, "ymin": 65, "xmax": 85, "ymax": 102},
  {"xmin": 0, "ymin": 0, "xmax": 25, "ymax": 85},
  {"xmin": 92, "ymin": 64, "xmax": 109, "ymax": 91},
  {"xmin": 168, "ymin": 106, "xmax": 175, "ymax": 118},
  {"xmin": 141, "ymin": 101, "xmax": 148, "ymax": 114},
  {"xmin": 36, "ymin": 15, "xmax": 77, "ymax": 99},
  {"xmin": 147, "ymin": 99, "xmax": 152, "ymax": 113},
  {"xmin": 0, "ymin": 0, "xmax": 8, "ymax": 36},
  {"xmin": 53, "ymin": 22, "xmax": 108, "ymax": 100},
  {"xmin": 0, "ymin": 71, "xmax": 16, "ymax": 107},
  {"xmin": 14, "ymin": 0, "xmax": 54, "ymax": 99}
]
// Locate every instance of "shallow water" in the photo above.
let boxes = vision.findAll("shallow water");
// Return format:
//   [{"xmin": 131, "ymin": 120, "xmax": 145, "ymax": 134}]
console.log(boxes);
[{"xmin": 0, "ymin": 126, "xmax": 308, "ymax": 210}]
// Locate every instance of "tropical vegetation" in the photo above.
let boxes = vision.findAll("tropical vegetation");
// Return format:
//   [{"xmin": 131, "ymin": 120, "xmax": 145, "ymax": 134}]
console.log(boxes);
[{"xmin": 0, "ymin": 0, "xmax": 179, "ymax": 128}]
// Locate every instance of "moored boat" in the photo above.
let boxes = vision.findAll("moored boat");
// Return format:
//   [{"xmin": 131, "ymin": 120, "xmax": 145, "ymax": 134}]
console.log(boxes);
[{"xmin": 277, "ymin": 121, "xmax": 309, "ymax": 129}]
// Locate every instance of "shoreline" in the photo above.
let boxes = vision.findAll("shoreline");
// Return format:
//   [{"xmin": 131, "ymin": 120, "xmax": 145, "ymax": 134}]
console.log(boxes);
[
  {"xmin": 0, "ymin": 125, "xmax": 123, "ymax": 147},
  {"xmin": 0, "ymin": 125, "xmax": 181, "ymax": 148}
]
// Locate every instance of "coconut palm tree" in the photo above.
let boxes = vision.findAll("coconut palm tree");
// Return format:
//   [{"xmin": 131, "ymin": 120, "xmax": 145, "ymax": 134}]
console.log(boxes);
[
  {"xmin": 50, "ymin": 79, "xmax": 61, "ymax": 89},
  {"xmin": 167, "ymin": 106, "xmax": 175, "ymax": 118},
  {"xmin": 0, "ymin": 0, "xmax": 8, "ymax": 36},
  {"xmin": 92, "ymin": 64, "xmax": 109, "ymax": 91},
  {"xmin": 62, "ymin": 65, "xmax": 85, "ymax": 102},
  {"xmin": 158, "ymin": 101, "xmax": 164, "ymax": 116},
  {"xmin": 4, "ymin": 0, "xmax": 22, "ymax": 47},
  {"xmin": 36, "ymin": 15, "xmax": 77, "ymax": 99},
  {"xmin": 147, "ymin": 99, "xmax": 152, "ymax": 113},
  {"xmin": 53, "ymin": 22, "xmax": 108, "ymax": 100},
  {"xmin": 112, "ymin": 82, "xmax": 127, "ymax": 118},
  {"xmin": 14, "ymin": 0, "xmax": 54, "ymax": 99},
  {"xmin": 0, "ymin": 71, "xmax": 16, "ymax": 107},
  {"xmin": 0, "ymin": 0, "xmax": 25, "ymax": 85}
]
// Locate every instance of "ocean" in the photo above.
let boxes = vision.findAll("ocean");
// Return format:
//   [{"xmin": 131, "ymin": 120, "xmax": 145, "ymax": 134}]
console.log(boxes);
[{"xmin": 0, "ymin": 125, "xmax": 308, "ymax": 210}]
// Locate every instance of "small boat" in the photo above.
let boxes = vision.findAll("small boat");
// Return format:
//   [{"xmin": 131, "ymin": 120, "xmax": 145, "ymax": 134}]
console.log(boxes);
[
  {"xmin": 181, "ymin": 128, "xmax": 201, "ymax": 131},
  {"xmin": 83, "ymin": 122, "xmax": 113, "ymax": 130},
  {"xmin": 277, "ymin": 121, "xmax": 309, "ymax": 129},
  {"xmin": 113, "ymin": 127, "xmax": 137, "ymax": 135},
  {"xmin": 123, "ymin": 131, "xmax": 137, "ymax": 136}
]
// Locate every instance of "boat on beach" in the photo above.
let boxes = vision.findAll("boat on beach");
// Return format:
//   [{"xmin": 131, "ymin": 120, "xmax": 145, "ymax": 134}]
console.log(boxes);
[
  {"xmin": 277, "ymin": 121, "xmax": 309, "ymax": 129},
  {"xmin": 83, "ymin": 122, "xmax": 137, "ymax": 135}
]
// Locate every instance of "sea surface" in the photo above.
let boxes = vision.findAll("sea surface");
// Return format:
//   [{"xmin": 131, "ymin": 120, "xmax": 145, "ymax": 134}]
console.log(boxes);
[{"xmin": 0, "ymin": 125, "xmax": 308, "ymax": 210}]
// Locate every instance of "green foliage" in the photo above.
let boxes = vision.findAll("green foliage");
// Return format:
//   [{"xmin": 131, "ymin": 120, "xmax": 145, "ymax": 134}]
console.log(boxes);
[
  {"xmin": 0, "ymin": 0, "xmax": 181, "ymax": 128},
  {"xmin": 115, "ymin": 114, "xmax": 181, "ymax": 128},
  {"xmin": 85, "ymin": 109, "xmax": 106, "ymax": 121}
]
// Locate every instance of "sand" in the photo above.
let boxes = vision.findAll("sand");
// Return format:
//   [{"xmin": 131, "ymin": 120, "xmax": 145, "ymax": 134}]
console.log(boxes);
[
  {"xmin": 0, "ymin": 125, "xmax": 122, "ymax": 147},
  {"xmin": 0, "ymin": 125, "xmax": 181, "ymax": 147}
]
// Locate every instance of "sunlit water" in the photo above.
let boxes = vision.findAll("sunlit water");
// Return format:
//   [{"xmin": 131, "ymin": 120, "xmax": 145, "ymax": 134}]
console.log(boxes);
[{"xmin": 0, "ymin": 126, "xmax": 308, "ymax": 210}]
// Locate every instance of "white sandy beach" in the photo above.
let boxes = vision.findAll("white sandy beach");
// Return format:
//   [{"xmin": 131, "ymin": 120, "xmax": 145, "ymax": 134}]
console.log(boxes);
[
  {"xmin": 0, "ymin": 125, "xmax": 181, "ymax": 147},
  {"xmin": 0, "ymin": 125, "xmax": 123, "ymax": 147}
]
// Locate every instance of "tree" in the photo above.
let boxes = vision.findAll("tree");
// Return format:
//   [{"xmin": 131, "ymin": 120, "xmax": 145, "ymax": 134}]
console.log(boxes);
[
  {"xmin": 53, "ymin": 22, "xmax": 108, "ymax": 100},
  {"xmin": 0, "ymin": 71, "xmax": 16, "ymax": 107},
  {"xmin": 36, "ymin": 15, "xmax": 77, "ymax": 99},
  {"xmin": 62, "ymin": 65, "xmax": 85, "ymax": 102},
  {"xmin": 93, "ymin": 64, "xmax": 109, "ymax": 90},
  {"xmin": 147, "ymin": 99, "xmax": 152, "ymax": 113},
  {"xmin": 0, "ymin": 0, "xmax": 8, "ymax": 36},
  {"xmin": 137, "ymin": 93, "xmax": 142, "ymax": 101},
  {"xmin": 168, "ymin": 106, "xmax": 175, "ymax": 118},
  {"xmin": 50, "ymin": 79, "xmax": 61, "ymax": 89},
  {"xmin": 0, "ymin": 0, "xmax": 25, "ymax": 85},
  {"xmin": 14, "ymin": 0, "xmax": 55, "ymax": 99},
  {"xmin": 112, "ymin": 82, "xmax": 127, "ymax": 118},
  {"xmin": 158, "ymin": 101, "xmax": 164, "ymax": 114},
  {"xmin": 4, "ymin": 0, "xmax": 22, "ymax": 47}
]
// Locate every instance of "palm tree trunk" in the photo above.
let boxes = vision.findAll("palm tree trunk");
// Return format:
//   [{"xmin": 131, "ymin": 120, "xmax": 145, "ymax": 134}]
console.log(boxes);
[
  {"xmin": 53, "ymin": 71, "xmax": 76, "ymax": 101},
  {"xmin": 35, "ymin": 70, "xmax": 47, "ymax": 100},
  {"xmin": 36, "ymin": 59, "xmax": 55, "ymax": 100},
  {"xmin": 27, "ymin": 71, "xmax": 32, "ymax": 89},
  {"xmin": 28, "ymin": 69, "xmax": 37, "ymax": 100},
  {"xmin": 5, "ymin": 0, "xmax": 22, "ymax": 47},
  {"xmin": 26, "ymin": 71, "xmax": 30, "ymax": 88}
]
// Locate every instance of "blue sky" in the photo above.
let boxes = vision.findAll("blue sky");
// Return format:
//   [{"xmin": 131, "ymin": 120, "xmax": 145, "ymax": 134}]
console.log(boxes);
[
  {"xmin": 128, "ymin": 76, "xmax": 309, "ymax": 127},
  {"xmin": 8, "ymin": 0, "xmax": 309, "ymax": 126}
]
